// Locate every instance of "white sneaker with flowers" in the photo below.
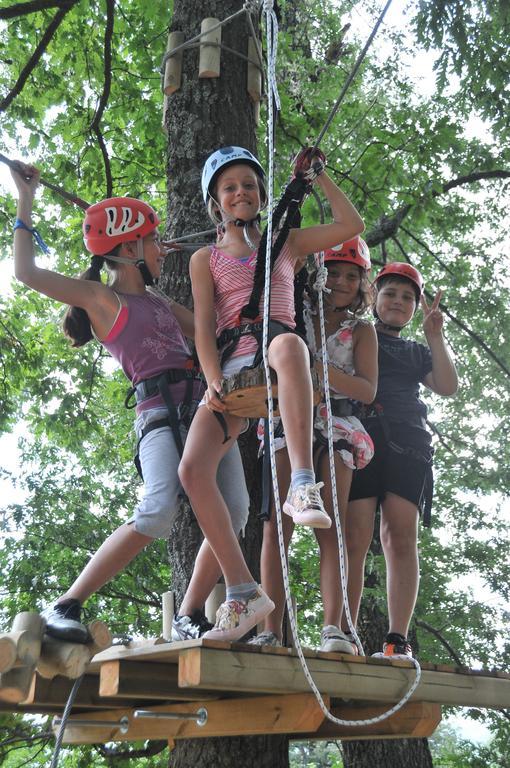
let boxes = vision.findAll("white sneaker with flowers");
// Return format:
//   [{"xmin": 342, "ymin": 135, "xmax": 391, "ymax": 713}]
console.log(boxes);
[
  {"xmin": 283, "ymin": 482, "xmax": 331, "ymax": 528},
  {"xmin": 201, "ymin": 588, "xmax": 275, "ymax": 642}
]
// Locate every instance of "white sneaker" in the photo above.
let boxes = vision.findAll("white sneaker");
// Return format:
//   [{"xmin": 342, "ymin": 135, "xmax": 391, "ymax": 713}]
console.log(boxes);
[
  {"xmin": 320, "ymin": 625, "xmax": 358, "ymax": 654},
  {"xmin": 201, "ymin": 588, "xmax": 275, "ymax": 642},
  {"xmin": 283, "ymin": 482, "xmax": 331, "ymax": 528},
  {"xmin": 247, "ymin": 630, "xmax": 282, "ymax": 647}
]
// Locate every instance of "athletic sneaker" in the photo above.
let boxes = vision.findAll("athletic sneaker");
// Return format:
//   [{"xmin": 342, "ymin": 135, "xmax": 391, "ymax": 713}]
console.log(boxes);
[
  {"xmin": 202, "ymin": 588, "xmax": 275, "ymax": 642},
  {"xmin": 320, "ymin": 625, "xmax": 358, "ymax": 655},
  {"xmin": 171, "ymin": 610, "xmax": 213, "ymax": 641},
  {"xmin": 41, "ymin": 599, "xmax": 89, "ymax": 644},
  {"xmin": 283, "ymin": 482, "xmax": 331, "ymax": 529},
  {"xmin": 247, "ymin": 630, "xmax": 282, "ymax": 647},
  {"xmin": 372, "ymin": 633, "xmax": 414, "ymax": 660}
]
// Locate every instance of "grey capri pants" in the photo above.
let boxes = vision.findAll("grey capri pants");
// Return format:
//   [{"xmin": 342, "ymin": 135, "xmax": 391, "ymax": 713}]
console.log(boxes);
[{"xmin": 128, "ymin": 406, "xmax": 249, "ymax": 539}]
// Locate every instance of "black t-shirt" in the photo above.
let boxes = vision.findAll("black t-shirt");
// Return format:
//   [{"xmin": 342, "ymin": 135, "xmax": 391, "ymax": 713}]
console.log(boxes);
[{"xmin": 374, "ymin": 330, "xmax": 433, "ymax": 428}]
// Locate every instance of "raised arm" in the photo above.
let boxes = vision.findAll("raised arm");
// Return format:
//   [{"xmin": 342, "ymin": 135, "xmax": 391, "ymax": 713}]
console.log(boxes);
[
  {"xmin": 421, "ymin": 290, "xmax": 458, "ymax": 396},
  {"xmin": 11, "ymin": 161, "xmax": 112, "ymax": 318},
  {"xmin": 288, "ymin": 170, "xmax": 364, "ymax": 262}
]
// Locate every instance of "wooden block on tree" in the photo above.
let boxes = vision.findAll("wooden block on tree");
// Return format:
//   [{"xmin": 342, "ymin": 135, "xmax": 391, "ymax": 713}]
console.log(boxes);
[
  {"xmin": 198, "ymin": 18, "xmax": 221, "ymax": 78},
  {"xmin": 164, "ymin": 31, "xmax": 184, "ymax": 95},
  {"xmin": 55, "ymin": 693, "xmax": 328, "ymax": 744}
]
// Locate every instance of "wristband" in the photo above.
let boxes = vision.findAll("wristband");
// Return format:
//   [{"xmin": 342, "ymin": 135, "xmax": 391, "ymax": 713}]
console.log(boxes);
[{"xmin": 14, "ymin": 218, "xmax": 50, "ymax": 254}]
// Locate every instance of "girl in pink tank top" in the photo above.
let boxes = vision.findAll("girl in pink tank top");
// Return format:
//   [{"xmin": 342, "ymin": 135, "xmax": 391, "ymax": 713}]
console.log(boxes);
[
  {"xmin": 178, "ymin": 145, "xmax": 365, "ymax": 642},
  {"xmin": 11, "ymin": 160, "xmax": 249, "ymax": 646}
]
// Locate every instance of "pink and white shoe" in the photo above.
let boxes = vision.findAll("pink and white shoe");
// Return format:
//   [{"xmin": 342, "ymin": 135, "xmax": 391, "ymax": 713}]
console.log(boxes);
[
  {"xmin": 283, "ymin": 482, "xmax": 331, "ymax": 529},
  {"xmin": 202, "ymin": 588, "xmax": 275, "ymax": 642}
]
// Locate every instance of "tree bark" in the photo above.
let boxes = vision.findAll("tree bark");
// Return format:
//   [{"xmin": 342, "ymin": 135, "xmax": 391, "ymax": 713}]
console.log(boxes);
[{"xmin": 163, "ymin": 2, "xmax": 288, "ymax": 765}]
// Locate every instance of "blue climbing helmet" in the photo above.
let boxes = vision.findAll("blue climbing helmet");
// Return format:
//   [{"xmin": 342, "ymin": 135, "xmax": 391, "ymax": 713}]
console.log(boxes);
[{"xmin": 201, "ymin": 146, "xmax": 266, "ymax": 204}]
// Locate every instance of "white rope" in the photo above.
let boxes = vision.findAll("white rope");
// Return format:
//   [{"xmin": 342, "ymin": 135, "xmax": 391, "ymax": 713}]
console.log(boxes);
[{"xmin": 260, "ymin": 2, "xmax": 422, "ymax": 727}]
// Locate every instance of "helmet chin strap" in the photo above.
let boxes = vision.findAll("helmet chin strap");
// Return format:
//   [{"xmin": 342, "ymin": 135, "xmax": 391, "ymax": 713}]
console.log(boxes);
[
  {"xmin": 102, "ymin": 239, "xmax": 154, "ymax": 286},
  {"xmin": 373, "ymin": 309, "xmax": 406, "ymax": 332},
  {"xmin": 213, "ymin": 196, "xmax": 261, "ymax": 250}
]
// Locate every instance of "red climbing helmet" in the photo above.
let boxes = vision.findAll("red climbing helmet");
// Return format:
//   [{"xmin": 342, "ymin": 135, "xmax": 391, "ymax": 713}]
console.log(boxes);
[
  {"xmin": 324, "ymin": 237, "xmax": 371, "ymax": 271},
  {"xmin": 83, "ymin": 197, "xmax": 160, "ymax": 255},
  {"xmin": 375, "ymin": 262, "xmax": 424, "ymax": 296}
]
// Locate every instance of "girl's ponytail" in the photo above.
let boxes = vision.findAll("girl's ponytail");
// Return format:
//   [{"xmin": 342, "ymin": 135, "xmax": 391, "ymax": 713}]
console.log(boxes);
[{"xmin": 62, "ymin": 255, "xmax": 105, "ymax": 347}]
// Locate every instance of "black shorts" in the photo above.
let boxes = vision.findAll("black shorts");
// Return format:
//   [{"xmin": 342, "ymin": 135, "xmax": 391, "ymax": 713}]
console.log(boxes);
[{"xmin": 349, "ymin": 420, "xmax": 432, "ymax": 510}]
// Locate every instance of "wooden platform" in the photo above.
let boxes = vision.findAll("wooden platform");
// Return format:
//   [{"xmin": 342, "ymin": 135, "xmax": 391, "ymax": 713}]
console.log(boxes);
[{"xmin": 2, "ymin": 638, "xmax": 509, "ymax": 744}]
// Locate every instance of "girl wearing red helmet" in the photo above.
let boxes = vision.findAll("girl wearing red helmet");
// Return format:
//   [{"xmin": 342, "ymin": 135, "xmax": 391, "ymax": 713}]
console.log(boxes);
[
  {"xmin": 250, "ymin": 237, "xmax": 378, "ymax": 652},
  {"xmin": 11, "ymin": 161, "xmax": 250, "ymax": 644},
  {"xmin": 345, "ymin": 261, "xmax": 458, "ymax": 660},
  {"xmin": 178, "ymin": 147, "xmax": 364, "ymax": 641}
]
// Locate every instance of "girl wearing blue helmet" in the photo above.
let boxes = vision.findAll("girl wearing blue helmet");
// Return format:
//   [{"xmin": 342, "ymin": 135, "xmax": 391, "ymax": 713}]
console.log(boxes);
[{"xmin": 178, "ymin": 146, "xmax": 364, "ymax": 642}]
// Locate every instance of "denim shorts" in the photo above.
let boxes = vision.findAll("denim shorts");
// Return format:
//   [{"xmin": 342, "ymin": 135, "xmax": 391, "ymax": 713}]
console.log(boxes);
[{"xmin": 128, "ymin": 407, "xmax": 249, "ymax": 538}]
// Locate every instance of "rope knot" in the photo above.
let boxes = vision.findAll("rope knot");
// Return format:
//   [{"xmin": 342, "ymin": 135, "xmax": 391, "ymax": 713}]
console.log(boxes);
[{"xmin": 313, "ymin": 264, "xmax": 331, "ymax": 293}]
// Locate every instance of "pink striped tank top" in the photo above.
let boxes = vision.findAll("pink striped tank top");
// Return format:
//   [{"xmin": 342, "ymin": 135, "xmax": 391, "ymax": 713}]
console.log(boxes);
[{"xmin": 210, "ymin": 241, "xmax": 296, "ymax": 358}]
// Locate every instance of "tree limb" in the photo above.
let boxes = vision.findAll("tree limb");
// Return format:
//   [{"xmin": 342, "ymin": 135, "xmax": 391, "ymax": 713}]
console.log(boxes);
[
  {"xmin": 96, "ymin": 741, "xmax": 167, "ymax": 759},
  {"xmin": 0, "ymin": 2, "xmax": 78, "ymax": 111},
  {"xmin": 89, "ymin": 0, "xmax": 114, "ymax": 196},
  {"xmin": 414, "ymin": 617, "xmax": 464, "ymax": 667},
  {"xmin": 0, "ymin": 0, "xmax": 74, "ymax": 20}
]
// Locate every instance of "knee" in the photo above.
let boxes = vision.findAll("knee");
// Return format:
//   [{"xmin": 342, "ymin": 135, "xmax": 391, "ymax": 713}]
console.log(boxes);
[
  {"xmin": 345, "ymin": 522, "xmax": 372, "ymax": 560},
  {"xmin": 178, "ymin": 457, "xmax": 198, "ymax": 495},
  {"xmin": 380, "ymin": 523, "xmax": 416, "ymax": 558},
  {"xmin": 269, "ymin": 333, "xmax": 308, "ymax": 370}
]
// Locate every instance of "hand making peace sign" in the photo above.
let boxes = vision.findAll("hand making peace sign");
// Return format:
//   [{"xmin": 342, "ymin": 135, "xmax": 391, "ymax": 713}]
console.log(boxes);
[{"xmin": 420, "ymin": 289, "xmax": 444, "ymax": 338}]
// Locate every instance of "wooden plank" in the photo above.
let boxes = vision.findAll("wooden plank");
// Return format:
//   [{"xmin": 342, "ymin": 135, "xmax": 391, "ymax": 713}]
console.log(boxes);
[
  {"xmin": 23, "ymin": 673, "xmax": 122, "ymax": 712},
  {"xmin": 99, "ymin": 660, "xmax": 218, "ymax": 702},
  {"xmin": 55, "ymin": 693, "xmax": 328, "ymax": 744},
  {"xmin": 177, "ymin": 646, "xmax": 510, "ymax": 709},
  {"xmin": 293, "ymin": 701, "xmax": 442, "ymax": 741}
]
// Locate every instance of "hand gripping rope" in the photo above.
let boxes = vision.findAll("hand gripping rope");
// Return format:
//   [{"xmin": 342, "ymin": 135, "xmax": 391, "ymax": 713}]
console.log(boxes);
[{"xmin": 260, "ymin": 0, "xmax": 421, "ymax": 728}]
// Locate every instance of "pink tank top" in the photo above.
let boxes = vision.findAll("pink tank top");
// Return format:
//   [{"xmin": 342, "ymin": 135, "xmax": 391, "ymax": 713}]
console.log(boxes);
[
  {"xmin": 101, "ymin": 291, "xmax": 203, "ymax": 413},
  {"xmin": 210, "ymin": 241, "xmax": 296, "ymax": 358}
]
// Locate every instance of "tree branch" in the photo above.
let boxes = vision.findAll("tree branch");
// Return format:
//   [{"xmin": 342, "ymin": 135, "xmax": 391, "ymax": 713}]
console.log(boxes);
[
  {"xmin": 0, "ymin": 0, "xmax": 74, "ymax": 20},
  {"xmin": 414, "ymin": 617, "xmax": 464, "ymax": 666},
  {"xmin": 364, "ymin": 169, "xmax": 510, "ymax": 247},
  {"xmin": 392, "ymin": 236, "xmax": 510, "ymax": 379},
  {"xmin": 0, "ymin": 2, "xmax": 78, "ymax": 111},
  {"xmin": 89, "ymin": 0, "xmax": 114, "ymax": 196},
  {"xmin": 96, "ymin": 740, "xmax": 167, "ymax": 759}
]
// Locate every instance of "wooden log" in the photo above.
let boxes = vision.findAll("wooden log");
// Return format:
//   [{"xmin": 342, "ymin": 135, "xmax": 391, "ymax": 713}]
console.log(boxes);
[
  {"xmin": 54, "ymin": 693, "xmax": 328, "ymax": 744},
  {"xmin": 37, "ymin": 638, "xmax": 91, "ymax": 680},
  {"xmin": 0, "ymin": 665, "xmax": 35, "ymax": 704},
  {"xmin": 294, "ymin": 701, "xmax": 442, "ymax": 741},
  {"xmin": 87, "ymin": 620, "xmax": 112, "ymax": 654},
  {"xmin": 247, "ymin": 36, "xmax": 262, "ymax": 102},
  {"xmin": 0, "ymin": 637, "xmax": 17, "ymax": 674},
  {"xmin": 164, "ymin": 31, "xmax": 184, "ymax": 95},
  {"xmin": 0, "ymin": 612, "xmax": 45, "ymax": 701},
  {"xmin": 198, "ymin": 18, "xmax": 221, "ymax": 79}
]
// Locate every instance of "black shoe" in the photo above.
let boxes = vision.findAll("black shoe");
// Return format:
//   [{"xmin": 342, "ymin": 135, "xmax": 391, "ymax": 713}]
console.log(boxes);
[
  {"xmin": 42, "ymin": 599, "xmax": 89, "ymax": 644},
  {"xmin": 171, "ymin": 610, "xmax": 213, "ymax": 641}
]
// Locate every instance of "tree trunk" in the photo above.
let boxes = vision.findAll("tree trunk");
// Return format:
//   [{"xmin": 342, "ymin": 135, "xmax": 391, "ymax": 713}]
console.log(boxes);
[{"xmin": 163, "ymin": 2, "xmax": 288, "ymax": 765}]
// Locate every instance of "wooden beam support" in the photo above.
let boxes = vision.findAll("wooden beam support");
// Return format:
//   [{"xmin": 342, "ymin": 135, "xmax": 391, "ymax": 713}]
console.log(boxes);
[
  {"xmin": 54, "ymin": 693, "xmax": 328, "ymax": 744},
  {"xmin": 22, "ymin": 673, "xmax": 120, "ymax": 712},
  {"xmin": 99, "ymin": 660, "xmax": 218, "ymax": 702},
  {"xmin": 177, "ymin": 646, "xmax": 510, "ymax": 710},
  {"xmin": 293, "ymin": 701, "xmax": 442, "ymax": 741}
]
